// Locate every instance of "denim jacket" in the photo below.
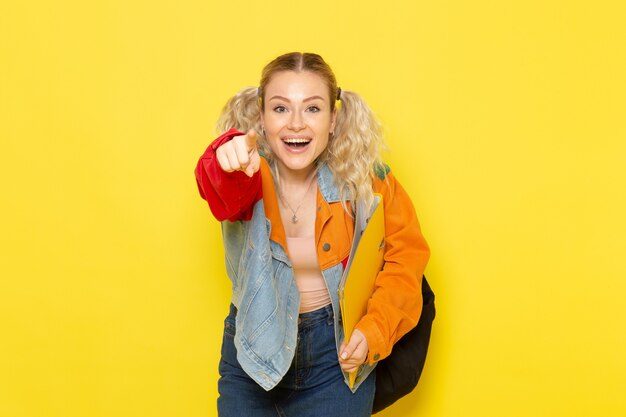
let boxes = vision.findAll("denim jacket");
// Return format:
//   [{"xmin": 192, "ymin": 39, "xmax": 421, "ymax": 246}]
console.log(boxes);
[{"xmin": 221, "ymin": 162, "xmax": 375, "ymax": 391}]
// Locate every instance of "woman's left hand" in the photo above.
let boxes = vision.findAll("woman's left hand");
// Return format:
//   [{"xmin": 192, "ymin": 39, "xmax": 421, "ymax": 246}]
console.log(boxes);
[{"xmin": 339, "ymin": 329, "xmax": 369, "ymax": 373}]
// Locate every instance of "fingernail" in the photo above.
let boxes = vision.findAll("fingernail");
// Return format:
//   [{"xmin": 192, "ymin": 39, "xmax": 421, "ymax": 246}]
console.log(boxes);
[{"xmin": 341, "ymin": 352, "xmax": 347, "ymax": 359}]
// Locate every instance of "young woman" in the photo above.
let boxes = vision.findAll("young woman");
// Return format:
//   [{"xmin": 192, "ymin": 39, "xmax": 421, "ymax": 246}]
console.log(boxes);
[{"xmin": 195, "ymin": 52, "xmax": 430, "ymax": 417}]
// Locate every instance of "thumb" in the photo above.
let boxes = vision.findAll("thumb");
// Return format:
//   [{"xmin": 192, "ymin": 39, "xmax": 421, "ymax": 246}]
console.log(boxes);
[
  {"xmin": 245, "ymin": 129, "xmax": 258, "ymax": 152},
  {"xmin": 340, "ymin": 335, "xmax": 359, "ymax": 360}
]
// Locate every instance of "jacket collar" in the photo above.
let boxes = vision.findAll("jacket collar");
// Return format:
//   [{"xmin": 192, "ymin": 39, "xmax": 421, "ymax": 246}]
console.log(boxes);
[
  {"xmin": 259, "ymin": 160, "xmax": 345, "ymax": 250},
  {"xmin": 316, "ymin": 163, "xmax": 342, "ymax": 203}
]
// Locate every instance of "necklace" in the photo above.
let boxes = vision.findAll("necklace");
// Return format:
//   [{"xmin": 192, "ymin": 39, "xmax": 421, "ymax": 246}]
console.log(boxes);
[{"xmin": 278, "ymin": 172, "xmax": 317, "ymax": 224}]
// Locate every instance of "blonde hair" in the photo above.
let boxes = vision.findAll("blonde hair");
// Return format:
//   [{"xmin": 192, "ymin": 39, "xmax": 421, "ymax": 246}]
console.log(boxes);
[{"xmin": 215, "ymin": 52, "xmax": 385, "ymax": 213}]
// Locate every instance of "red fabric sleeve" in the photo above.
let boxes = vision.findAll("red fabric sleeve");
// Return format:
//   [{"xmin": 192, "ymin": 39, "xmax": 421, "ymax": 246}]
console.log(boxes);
[{"xmin": 194, "ymin": 128, "xmax": 262, "ymax": 222}]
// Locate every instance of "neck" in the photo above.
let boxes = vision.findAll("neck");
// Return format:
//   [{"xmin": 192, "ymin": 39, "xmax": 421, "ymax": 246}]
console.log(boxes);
[
  {"xmin": 274, "ymin": 163, "xmax": 318, "ymax": 226},
  {"xmin": 275, "ymin": 163, "xmax": 317, "ymax": 187}
]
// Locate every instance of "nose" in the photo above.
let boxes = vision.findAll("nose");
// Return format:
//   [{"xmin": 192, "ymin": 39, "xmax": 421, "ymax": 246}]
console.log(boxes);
[{"xmin": 288, "ymin": 110, "xmax": 305, "ymax": 131}]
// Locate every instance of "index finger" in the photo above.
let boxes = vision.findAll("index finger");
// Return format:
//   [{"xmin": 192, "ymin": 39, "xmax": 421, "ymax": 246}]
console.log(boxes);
[{"xmin": 245, "ymin": 129, "xmax": 258, "ymax": 152}]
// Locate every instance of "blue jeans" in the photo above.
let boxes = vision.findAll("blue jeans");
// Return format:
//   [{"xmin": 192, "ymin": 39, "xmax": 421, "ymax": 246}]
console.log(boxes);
[{"xmin": 217, "ymin": 304, "xmax": 376, "ymax": 417}]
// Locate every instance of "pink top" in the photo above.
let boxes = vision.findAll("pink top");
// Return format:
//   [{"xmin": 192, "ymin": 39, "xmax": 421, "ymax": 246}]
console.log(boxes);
[{"xmin": 286, "ymin": 236, "xmax": 331, "ymax": 313}]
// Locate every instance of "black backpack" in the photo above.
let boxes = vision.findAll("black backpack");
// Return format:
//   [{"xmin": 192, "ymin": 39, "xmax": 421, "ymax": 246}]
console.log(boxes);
[{"xmin": 372, "ymin": 276, "xmax": 436, "ymax": 413}]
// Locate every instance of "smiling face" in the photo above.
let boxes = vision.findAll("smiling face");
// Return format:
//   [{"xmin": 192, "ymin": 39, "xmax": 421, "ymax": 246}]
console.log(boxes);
[{"xmin": 261, "ymin": 70, "xmax": 336, "ymax": 178}]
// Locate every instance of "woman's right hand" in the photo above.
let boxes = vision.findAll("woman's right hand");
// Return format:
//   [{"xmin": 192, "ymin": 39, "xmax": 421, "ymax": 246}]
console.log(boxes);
[{"xmin": 215, "ymin": 129, "xmax": 260, "ymax": 177}]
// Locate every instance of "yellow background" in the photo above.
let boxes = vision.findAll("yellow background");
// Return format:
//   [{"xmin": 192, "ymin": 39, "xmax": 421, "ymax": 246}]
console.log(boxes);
[{"xmin": 2, "ymin": 1, "xmax": 625, "ymax": 416}]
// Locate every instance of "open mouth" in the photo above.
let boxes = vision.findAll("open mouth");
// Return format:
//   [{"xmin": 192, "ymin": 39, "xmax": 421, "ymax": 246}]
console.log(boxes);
[{"xmin": 282, "ymin": 137, "xmax": 312, "ymax": 149}]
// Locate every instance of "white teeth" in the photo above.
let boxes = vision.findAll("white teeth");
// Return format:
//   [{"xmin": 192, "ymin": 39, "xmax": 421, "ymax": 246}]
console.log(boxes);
[{"xmin": 283, "ymin": 138, "xmax": 311, "ymax": 144}]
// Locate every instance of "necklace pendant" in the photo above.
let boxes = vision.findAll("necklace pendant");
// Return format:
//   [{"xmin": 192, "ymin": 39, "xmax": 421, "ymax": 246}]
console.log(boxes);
[{"xmin": 291, "ymin": 214, "xmax": 298, "ymax": 224}]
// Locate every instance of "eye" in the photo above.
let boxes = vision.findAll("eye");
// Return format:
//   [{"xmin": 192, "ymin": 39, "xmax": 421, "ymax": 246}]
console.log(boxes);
[
  {"xmin": 273, "ymin": 105, "xmax": 287, "ymax": 113},
  {"xmin": 307, "ymin": 105, "xmax": 321, "ymax": 113}
]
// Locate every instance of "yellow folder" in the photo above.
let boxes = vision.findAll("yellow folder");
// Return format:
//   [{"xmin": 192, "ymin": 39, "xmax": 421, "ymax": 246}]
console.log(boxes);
[{"xmin": 338, "ymin": 194, "xmax": 385, "ymax": 388}]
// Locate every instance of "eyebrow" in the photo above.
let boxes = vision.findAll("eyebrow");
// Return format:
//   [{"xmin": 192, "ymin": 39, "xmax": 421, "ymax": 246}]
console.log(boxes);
[{"xmin": 268, "ymin": 95, "xmax": 326, "ymax": 102}]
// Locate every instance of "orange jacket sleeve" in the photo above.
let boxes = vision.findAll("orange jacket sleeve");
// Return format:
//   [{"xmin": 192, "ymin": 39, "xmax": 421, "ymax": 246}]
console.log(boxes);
[{"xmin": 355, "ymin": 170, "xmax": 430, "ymax": 364}]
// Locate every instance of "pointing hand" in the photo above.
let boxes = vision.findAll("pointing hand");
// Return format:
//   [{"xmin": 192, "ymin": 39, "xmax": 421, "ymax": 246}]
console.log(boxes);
[{"xmin": 215, "ymin": 129, "xmax": 260, "ymax": 177}]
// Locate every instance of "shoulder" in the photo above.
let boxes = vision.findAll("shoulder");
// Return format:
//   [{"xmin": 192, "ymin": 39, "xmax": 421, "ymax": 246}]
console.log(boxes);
[
  {"xmin": 372, "ymin": 163, "xmax": 413, "ymax": 209},
  {"xmin": 372, "ymin": 162, "xmax": 396, "ymax": 195}
]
